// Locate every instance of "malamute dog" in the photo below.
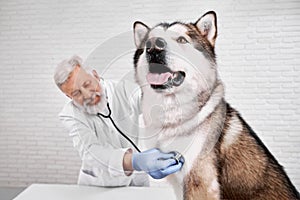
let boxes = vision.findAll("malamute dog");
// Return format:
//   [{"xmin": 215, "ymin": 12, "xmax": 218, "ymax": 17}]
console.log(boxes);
[{"xmin": 133, "ymin": 11, "xmax": 299, "ymax": 200}]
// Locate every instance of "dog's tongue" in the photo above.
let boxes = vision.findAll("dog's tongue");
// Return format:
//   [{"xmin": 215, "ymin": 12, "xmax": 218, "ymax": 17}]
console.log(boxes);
[{"xmin": 146, "ymin": 72, "xmax": 172, "ymax": 85}]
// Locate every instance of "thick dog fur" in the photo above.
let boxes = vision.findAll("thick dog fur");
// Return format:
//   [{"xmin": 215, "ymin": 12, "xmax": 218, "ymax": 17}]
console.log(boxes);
[{"xmin": 133, "ymin": 11, "xmax": 300, "ymax": 200}]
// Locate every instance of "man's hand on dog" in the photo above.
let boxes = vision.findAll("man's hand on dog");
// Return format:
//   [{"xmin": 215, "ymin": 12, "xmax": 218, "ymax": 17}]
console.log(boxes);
[{"xmin": 132, "ymin": 148, "xmax": 184, "ymax": 179}]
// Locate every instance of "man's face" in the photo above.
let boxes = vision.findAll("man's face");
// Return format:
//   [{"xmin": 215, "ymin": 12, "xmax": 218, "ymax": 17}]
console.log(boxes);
[{"xmin": 61, "ymin": 66, "xmax": 106, "ymax": 114}]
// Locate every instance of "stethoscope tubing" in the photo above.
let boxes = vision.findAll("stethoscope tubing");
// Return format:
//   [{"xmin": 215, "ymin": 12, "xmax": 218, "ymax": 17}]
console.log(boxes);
[{"xmin": 97, "ymin": 102, "xmax": 141, "ymax": 153}]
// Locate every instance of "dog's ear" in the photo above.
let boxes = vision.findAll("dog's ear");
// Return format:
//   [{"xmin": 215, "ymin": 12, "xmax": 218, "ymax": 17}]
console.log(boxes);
[
  {"xmin": 133, "ymin": 21, "xmax": 149, "ymax": 48},
  {"xmin": 195, "ymin": 11, "xmax": 217, "ymax": 47}
]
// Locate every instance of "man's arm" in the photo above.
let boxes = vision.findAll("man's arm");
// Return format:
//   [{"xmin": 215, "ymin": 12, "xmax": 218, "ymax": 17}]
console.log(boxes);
[{"xmin": 59, "ymin": 114, "xmax": 134, "ymax": 186}]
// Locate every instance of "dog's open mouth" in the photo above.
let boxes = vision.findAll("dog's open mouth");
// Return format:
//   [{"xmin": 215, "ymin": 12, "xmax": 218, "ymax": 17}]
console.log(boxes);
[{"xmin": 146, "ymin": 71, "xmax": 186, "ymax": 90}]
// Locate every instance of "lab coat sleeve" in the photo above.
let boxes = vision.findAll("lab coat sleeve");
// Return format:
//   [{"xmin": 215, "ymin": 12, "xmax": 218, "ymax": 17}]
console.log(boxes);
[{"xmin": 59, "ymin": 114, "xmax": 134, "ymax": 187}]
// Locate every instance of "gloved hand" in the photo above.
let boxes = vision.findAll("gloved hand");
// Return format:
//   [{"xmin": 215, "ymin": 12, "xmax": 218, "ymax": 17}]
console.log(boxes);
[{"xmin": 132, "ymin": 148, "xmax": 184, "ymax": 179}]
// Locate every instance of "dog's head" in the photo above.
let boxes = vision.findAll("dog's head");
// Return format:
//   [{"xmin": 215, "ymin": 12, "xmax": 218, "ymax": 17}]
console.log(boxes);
[{"xmin": 133, "ymin": 11, "xmax": 218, "ymax": 98}]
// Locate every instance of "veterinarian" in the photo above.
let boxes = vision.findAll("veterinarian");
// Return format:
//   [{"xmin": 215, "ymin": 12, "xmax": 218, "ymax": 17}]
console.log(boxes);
[{"xmin": 54, "ymin": 55, "xmax": 184, "ymax": 187}]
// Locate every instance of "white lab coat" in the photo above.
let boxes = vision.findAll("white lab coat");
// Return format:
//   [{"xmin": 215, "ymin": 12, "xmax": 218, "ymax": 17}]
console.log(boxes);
[{"xmin": 59, "ymin": 79, "xmax": 149, "ymax": 187}]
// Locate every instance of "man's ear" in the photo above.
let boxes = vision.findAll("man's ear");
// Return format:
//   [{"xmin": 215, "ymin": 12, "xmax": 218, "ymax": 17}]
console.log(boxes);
[
  {"xmin": 195, "ymin": 11, "xmax": 217, "ymax": 47},
  {"xmin": 92, "ymin": 69, "xmax": 100, "ymax": 81},
  {"xmin": 133, "ymin": 21, "xmax": 149, "ymax": 48}
]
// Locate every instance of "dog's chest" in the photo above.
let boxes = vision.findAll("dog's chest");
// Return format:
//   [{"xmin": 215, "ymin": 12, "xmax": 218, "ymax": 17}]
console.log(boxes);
[
  {"xmin": 144, "ymin": 123, "xmax": 209, "ymax": 180},
  {"xmin": 160, "ymin": 126, "xmax": 209, "ymax": 175}
]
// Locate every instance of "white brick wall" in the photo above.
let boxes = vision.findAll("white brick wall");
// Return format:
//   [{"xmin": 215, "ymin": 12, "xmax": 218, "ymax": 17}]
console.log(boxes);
[{"xmin": 0, "ymin": 0, "xmax": 299, "ymax": 191}]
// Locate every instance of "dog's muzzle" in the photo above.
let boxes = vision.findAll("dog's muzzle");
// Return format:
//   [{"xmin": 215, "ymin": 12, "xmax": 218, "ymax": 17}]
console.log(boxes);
[{"xmin": 144, "ymin": 37, "xmax": 186, "ymax": 90}]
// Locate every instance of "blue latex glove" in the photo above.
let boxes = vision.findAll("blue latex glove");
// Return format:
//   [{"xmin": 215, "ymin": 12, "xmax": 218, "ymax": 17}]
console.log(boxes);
[{"xmin": 132, "ymin": 148, "xmax": 184, "ymax": 179}]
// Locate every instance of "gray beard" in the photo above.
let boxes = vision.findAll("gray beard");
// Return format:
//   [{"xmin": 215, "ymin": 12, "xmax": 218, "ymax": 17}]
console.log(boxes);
[{"xmin": 72, "ymin": 82, "xmax": 107, "ymax": 115}]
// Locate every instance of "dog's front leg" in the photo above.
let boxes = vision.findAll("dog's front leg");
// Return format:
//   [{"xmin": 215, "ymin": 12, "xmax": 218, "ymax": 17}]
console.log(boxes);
[{"xmin": 183, "ymin": 152, "xmax": 220, "ymax": 200}]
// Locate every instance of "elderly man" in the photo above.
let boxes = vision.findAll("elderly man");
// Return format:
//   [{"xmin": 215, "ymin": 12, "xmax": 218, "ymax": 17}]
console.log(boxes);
[{"xmin": 54, "ymin": 55, "xmax": 183, "ymax": 187}]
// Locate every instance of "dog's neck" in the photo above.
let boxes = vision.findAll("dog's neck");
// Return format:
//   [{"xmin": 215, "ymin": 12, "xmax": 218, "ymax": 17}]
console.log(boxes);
[{"xmin": 142, "ymin": 81, "xmax": 225, "ymax": 139}]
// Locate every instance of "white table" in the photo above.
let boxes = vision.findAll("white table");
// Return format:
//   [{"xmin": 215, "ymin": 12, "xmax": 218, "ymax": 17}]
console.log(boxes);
[{"xmin": 13, "ymin": 184, "xmax": 176, "ymax": 200}]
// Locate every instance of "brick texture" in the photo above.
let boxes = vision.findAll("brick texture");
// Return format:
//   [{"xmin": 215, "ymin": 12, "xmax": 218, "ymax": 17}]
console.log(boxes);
[{"xmin": 0, "ymin": 0, "xmax": 299, "ymax": 190}]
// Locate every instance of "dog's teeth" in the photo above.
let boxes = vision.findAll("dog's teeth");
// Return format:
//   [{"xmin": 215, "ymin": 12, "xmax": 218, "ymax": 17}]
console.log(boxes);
[{"xmin": 173, "ymin": 72, "xmax": 178, "ymax": 78}]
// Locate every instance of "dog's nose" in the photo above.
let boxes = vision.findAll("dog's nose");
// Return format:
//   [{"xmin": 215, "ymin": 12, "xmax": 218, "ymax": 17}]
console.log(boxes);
[
  {"xmin": 154, "ymin": 37, "xmax": 166, "ymax": 50},
  {"xmin": 146, "ymin": 37, "xmax": 167, "ymax": 52},
  {"xmin": 145, "ymin": 37, "xmax": 167, "ymax": 66}
]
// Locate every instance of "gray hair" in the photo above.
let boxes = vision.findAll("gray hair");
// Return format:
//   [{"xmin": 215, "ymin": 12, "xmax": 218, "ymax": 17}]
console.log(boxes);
[{"xmin": 54, "ymin": 55, "xmax": 84, "ymax": 88}]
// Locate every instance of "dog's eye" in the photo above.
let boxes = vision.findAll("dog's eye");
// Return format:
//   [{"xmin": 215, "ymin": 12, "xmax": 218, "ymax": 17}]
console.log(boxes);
[{"xmin": 176, "ymin": 36, "xmax": 188, "ymax": 44}]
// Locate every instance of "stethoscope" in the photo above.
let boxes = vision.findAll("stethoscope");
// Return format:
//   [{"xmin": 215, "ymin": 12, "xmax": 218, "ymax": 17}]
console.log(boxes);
[
  {"xmin": 97, "ymin": 102, "xmax": 141, "ymax": 153},
  {"xmin": 96, "ymin": 102, "xmax": 184, "ymax": 164}
]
